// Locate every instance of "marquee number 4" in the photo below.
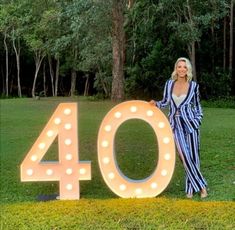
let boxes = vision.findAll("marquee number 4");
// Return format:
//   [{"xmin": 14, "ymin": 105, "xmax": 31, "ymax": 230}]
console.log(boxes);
[{"xmin": 20, "ymin": 103, "xmax": 91, "ymax": 200}]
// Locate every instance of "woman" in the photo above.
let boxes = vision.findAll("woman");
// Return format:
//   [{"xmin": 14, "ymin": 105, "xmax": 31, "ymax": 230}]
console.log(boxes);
[{"xmin": 150, "ymin": 57, "xmax": 208, "ymax": 198}]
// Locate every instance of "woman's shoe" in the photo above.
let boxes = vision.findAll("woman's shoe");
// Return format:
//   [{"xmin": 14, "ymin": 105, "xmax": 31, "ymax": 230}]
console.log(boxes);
[
  {"xmin": 186, "ymin": 193, "xmax": 193, "ymax": 199},
  {"xmin": 200, "ymin": 188, "xmax": 208, "ymax": 198}
]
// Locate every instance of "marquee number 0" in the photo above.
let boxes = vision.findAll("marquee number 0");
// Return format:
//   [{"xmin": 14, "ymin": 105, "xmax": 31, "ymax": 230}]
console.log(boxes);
[{"xmin": 98, "ymin": 100, "xmax": 175, "ymax": 198}]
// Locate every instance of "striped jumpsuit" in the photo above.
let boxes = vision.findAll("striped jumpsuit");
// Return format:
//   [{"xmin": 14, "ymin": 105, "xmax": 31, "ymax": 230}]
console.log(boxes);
[{"xmin": 156, "ymin": 79, "xmax": 207, "ymax": 194}]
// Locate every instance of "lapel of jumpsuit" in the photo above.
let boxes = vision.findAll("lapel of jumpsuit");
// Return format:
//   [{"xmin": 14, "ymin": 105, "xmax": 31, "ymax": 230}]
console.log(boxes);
[{"xmin": 170, "ymin": 80, "xmax": 197, "ymax": 134}]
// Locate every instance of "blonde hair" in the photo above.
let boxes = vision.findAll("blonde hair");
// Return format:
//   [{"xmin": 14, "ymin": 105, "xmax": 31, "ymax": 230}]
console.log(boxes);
[{"xmin": 171, "ymin": 57, "xmax": 193, "ymax": 81}]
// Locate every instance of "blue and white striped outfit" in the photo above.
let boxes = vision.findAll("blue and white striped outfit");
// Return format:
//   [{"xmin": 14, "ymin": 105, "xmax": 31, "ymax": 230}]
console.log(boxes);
[{"xmin": 156, "ymin": 79, "xmax": 207, "ymax": 194}]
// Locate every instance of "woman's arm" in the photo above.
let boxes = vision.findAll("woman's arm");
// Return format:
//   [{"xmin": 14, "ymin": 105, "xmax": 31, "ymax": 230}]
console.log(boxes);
[
  {"xmin": 194, "ymin": 84, "xmax": 203, "ymax": 124},
  {"xmin": 155, "ymin": 80, "xmax": 170, "ymax": 109}
]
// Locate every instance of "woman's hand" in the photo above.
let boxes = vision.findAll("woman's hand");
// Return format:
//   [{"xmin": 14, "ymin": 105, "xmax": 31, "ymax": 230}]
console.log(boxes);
[{"xmin": 149, "ymin": 100, "xmax": 156, "ymax": 106}]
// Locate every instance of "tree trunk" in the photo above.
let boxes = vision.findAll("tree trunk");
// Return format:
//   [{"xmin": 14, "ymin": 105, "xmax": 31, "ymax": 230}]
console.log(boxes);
[
  {"xmin": 229, "ymin": 0, "xmax": 233, "ymax": 73},
  {"xmin": 3, "ymin": 32, "xmax": 9, "ymax": 97},
  {"xmin": 111, "ymin": 0, "xmax": 125, "ymax": 101},
  {"xmin": 55, "ymin": 57, "xmax": 60, "ymax": 96},
  {"xmin": 12, "ymin": 35, "xmax": 22, "ymax": 97},
  {"xmin": 128, "ymin": 0, "xmax": 135, "ymax": 9},
  {"xmin": 223, "ymin": 17, "xmax": 227, "ymax": 70},
  {"xmin": 48, "ymin": 56, "xmax": 55, "ymax": 96},
  {"xmin": 1, "ymin": 68, "xmax": 5, "ymax": 94},
  {"xmin": 187, "ymin": 42, "xmax": 197, "ymax": 81},
  {"xmin": 186, "ymin": 0, "xmax": 197, "ymax": 81},
  {"xmin": 191, "ymin": 42, "xmax": 197, "ymax": 81},
  {"xmin": 43, "ymin": 61, "xmax": 47, "ymax": 96},
  {"xmin": 100, "ymin": 76, "xmax": 109, "ymax": 97},
  {"xmin": 32, "ymin": 53, "xmax": 44, "ymax": 98},
  {"xmin": 70, "ymin": 48, "xmax": 78, "ymax": 97},
  {"xmin": 70, "ymin": 69, "xmax": 77, "ymax": 96},
  {"xmin": 84, "ymin": 74, "xmax": 89, "ymax": 96},
  {"xmin": 211, "ymin": 21, "xmax": 215, "ymax": 74}
]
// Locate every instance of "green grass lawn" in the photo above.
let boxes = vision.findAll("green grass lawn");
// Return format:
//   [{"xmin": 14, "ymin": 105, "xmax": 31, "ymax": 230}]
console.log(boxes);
[{"xmin": 1, "ymin": 97, "xmax": 235, "ymax": 229}]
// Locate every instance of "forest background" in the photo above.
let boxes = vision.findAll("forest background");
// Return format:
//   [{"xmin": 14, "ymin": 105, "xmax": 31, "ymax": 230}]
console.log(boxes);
[{"xmin": 0, "ymin": 0, "xmax": 234, "ymax": 101}]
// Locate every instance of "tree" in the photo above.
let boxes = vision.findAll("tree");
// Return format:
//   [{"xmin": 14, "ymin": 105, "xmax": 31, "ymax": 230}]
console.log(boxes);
[
  {"xmin": 12, "ymin": 28, "xmax": 22, "ymax": 97},
  {"xmin": 162, "ymin": 0, "xmax": 203, "ymax": 81},
  {"xmin": 0, "ymin": 5, "xmax": 10, "ymax": 97},
  {"xmin": 40, "ymin": 7, "xmax": 64, "ymax": 97},
  {"xmin": 22, "ymin": 0, "xmax": 48, "ymax": 98},
  {"xmin": 63, "ymin": 0, "xmax": 113, "ymax": 97},
  {"xmin": 125, "ymin": 0, "xmax": 177, "ymax": 98},
  {"xmin": 3, "ymin": 31, "xmax": 9, "ymax": 96},
  {"xmin": 229, "ymin": 0, "xmax": 233, "ymax": 73},
  {"xmin": 0, "ymin": 2, "xmax": 23, "ymax": 97},
  {"xmin": 111, "ymin": 0, "xmax": 126, "ymax": 101},
  {"xmin": 25, "ymin": 35, "xmax": 46, "ymax": 98}
]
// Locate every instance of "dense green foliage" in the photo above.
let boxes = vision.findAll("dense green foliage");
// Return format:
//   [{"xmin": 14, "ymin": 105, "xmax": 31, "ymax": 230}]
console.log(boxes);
[
  {"xmin": 0, "ymin": 98, "xmax": 235, "ymax": 229},
  {"xmin": 125, "ymin": 0, "xmax": 234, "ymax": 99},
  {"xmin": 0, "ymin": 0, "xmax": 234, "ymax": 99}
]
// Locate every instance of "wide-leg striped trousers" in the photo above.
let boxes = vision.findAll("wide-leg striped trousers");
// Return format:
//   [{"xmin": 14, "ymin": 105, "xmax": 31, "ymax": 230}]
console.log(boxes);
[{"xmin": 173, "ymin": 115, "xmax": 207, "ymax": 194}]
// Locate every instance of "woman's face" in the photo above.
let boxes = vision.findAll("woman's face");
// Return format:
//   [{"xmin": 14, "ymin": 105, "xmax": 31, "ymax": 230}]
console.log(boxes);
[{"xmin": 176, "ymin": 61, "xmax": 187, "ymax": 79}]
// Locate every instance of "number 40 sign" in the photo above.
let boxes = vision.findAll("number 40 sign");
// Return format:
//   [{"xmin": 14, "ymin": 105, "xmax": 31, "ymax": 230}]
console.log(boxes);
[{"xmin": 21, "ymin": 100, "xmax": 175, "ymax": 200}]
